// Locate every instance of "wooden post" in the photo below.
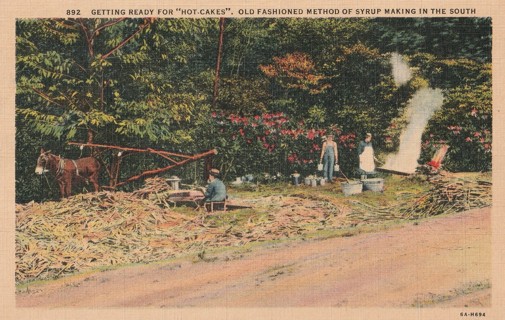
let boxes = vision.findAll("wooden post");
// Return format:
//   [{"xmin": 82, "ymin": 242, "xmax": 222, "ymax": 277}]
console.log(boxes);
[{"xmin": 204, "ymin": 156, "xmax": 213, "ymax": 181}]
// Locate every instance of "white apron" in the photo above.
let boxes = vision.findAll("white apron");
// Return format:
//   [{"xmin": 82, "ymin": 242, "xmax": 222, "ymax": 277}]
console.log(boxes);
[{"xmin": 359, "ymin": 145, "xmax": 375, "ymax": 173}]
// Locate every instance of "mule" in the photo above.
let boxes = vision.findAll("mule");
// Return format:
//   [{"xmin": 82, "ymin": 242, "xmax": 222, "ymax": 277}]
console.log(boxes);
[{"xmin": 35, "ymin": 148, "xmax": 101, "ymax": 198}]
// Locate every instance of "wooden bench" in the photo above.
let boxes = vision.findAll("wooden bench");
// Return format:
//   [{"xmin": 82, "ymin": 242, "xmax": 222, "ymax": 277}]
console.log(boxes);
[
  {"xmin": 204, "ymin": 200, "xmax": 227, "ymax": 212},
  {"xmin": 166, "ymin": 190, "xmax": 204, "ymax": 209}
]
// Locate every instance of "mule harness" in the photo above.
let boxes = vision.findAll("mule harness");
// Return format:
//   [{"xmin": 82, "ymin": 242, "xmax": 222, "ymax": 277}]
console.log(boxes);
[{"xmin": 56, "ymin": 157, "xmax": 80, "ymax": 177}]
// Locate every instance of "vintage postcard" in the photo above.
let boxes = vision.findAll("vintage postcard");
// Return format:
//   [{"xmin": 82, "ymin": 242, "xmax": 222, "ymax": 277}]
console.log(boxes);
[{"xmin": 1, "ymin": 0, "xmax": 504, "ymax": 319}]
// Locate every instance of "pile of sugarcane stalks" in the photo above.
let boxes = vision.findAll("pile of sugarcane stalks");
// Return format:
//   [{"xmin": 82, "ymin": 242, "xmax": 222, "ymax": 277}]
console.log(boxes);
[
  {"xmin": 344, "ymin": 200, "xmax": 404, "ymax": 225},
  {"xmin": 131, "ymin": 177, "xmax": 175, "ymax": 207},
  {"xmin": 15, "ymin": 191, "xmax": 192, "ymax": 283},
  {"xmin": 15, "ymin": 192, "xmax": 341, "ymax": 283},
  {"xmin": 132, "ymin": 177, "xmax": 173, "ymax": 198},
  {"xmin": 399, "ymin": 177, "xmax": 492, "ymax": 219},
  {"xmin": 341, "ymin": 175, "xmax": 491, "ymax": 225},
  {"xmin": 15, "ymin": 175, "xmax": 490, "ymax": 283}
]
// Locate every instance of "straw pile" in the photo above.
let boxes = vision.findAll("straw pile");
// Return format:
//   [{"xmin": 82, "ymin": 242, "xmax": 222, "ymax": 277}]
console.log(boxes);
[
  {"xmin": 132, "ymin": 177, "xmax": 172, "ymax": 198},
  {"xmin": 16, "ymin": 191, "xmax": 341, "ymax": 283},
  {"xmin": 15, "ymin": 175, "xmax": 491, "ymax": 283},
  {"xmin": 16, "ymin": 191, "xmax": 187, "ymax": 282},
  {"xmin": 341, "ymin": 175, "xmax": 491, "ymax": 226},
  {"xmin": 399, "ymin": 177, "xmax": 492, "ymax": 219}
]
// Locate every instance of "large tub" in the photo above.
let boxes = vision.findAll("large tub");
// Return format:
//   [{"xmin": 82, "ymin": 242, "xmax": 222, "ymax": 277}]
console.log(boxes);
[
  {"xmin": 341, "ymin": 180, "xmax": 363, "ymax": 196},
  {"xmin": 362, "ymin": 178, "xmax": 384, "ymax": 192}
]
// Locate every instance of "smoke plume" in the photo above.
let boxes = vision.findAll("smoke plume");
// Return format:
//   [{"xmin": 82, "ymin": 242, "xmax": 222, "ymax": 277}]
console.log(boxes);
[
  {"xmin": 390, "ymin": 53, "xmax": 412, "ymax": 86},
  {"xmin": 381, "ymin": 53, "xmax": 444, "ymax": 173},
  {"xmin": 383, "ymin": 87, "xmax": 444, "ymax": 173}
]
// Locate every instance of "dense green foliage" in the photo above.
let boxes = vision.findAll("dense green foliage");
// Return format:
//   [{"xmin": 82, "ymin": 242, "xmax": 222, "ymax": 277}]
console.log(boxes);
[{"xmin": 16, "ymin": 18, "xmax": 492, "ymax": 202}]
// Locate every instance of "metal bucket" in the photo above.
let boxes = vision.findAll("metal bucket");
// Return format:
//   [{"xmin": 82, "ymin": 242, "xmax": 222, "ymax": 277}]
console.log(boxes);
[
  {"xmin": 362, "ymin": 178, "xmax": 384, "ymax": 192},
  {"xmin": 341, "ymin": 180, "xmax": 363, "ymax": 196}
]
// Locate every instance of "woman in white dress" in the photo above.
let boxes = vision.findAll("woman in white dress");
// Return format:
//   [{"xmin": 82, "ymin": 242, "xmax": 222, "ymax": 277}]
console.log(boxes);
[{"xmin": 358, "ymin": 133, "xmax": 376, "ymax": 176}]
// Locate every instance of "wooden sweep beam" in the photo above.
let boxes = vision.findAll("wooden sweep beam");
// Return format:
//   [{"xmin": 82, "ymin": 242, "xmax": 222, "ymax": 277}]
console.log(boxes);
[
  {"xmin": 68, "ymin": 142, "xmax": 217, "ymax": 188},
  {"xmin": 112, "ymin": 149, "xmax": 217, "ymax": 188},
  {"xmin": 68, "ymin": 142, "xmax": 194, "ymax": 159}
]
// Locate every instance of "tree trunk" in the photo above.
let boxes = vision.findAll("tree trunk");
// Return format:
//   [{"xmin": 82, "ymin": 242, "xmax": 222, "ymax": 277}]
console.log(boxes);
[
  {"xmin": 212, "ymin": 18, "xmax": 225, "ymax": 108},
  {"xmin": 204, "ymin": 156, "xmax": 213, "ymax": 181}
]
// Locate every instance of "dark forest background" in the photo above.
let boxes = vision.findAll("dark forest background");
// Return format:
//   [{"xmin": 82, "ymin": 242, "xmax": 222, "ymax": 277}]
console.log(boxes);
[{"xmin": 16, "ymin": 18, "xmax": 492, "ymax": 202}]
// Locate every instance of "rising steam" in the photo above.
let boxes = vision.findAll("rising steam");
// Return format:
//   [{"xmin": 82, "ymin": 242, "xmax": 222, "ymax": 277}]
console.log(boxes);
[
  {"xmin": 382, "ymin": 53, "xmax": 444, "ymax": 174},
  {"xmin": 383, "ymin": 88, "xmax": 444, "ymax": 173},
  {"xmin": 390, "ymin": 53, "xmax": 412, "ymax": 86}
]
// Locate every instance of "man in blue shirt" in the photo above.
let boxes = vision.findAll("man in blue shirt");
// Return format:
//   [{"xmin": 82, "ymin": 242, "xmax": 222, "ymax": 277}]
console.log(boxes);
[{"xmin": 204, "ymin": 168, "xmax": 227, "ymax": 202}]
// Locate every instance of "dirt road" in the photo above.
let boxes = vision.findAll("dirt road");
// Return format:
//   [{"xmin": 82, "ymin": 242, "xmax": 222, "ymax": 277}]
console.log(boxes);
[{"xmin": 17, "ymin": 207, "xmax": 491, "ymax": 308}]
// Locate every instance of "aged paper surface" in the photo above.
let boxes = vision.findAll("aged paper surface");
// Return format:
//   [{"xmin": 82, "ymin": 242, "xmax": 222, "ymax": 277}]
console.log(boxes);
[{"xmin": 1, "ymin": 0, "xmax": 504, "ymax": 319}]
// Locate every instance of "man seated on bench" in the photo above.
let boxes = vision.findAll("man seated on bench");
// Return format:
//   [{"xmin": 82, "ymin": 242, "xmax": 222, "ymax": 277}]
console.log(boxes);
[{"xmin": 202, "ymin": 168, "xmax": 227, "ymax": 211}]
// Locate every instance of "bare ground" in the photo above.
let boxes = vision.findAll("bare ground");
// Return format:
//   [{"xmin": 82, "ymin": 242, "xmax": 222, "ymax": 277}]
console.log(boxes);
[{"xmin": 16, "ymin": 207, "xmax": 491, "ymax": 308}]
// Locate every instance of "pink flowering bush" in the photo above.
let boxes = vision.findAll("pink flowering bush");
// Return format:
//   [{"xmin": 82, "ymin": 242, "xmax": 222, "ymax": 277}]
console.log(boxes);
[{"xmin": 202, "ymin": 112, "xmax": 357, "ymax": 180}]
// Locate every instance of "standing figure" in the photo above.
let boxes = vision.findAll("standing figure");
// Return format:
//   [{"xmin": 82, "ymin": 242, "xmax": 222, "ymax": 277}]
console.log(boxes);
[
  {"xmin": 319, "ymin": 134, "xmax": 339, "ymax": 182},
  {"xmin": 358, "ymin": 133, "xmax": 376, "ymax": 177}
]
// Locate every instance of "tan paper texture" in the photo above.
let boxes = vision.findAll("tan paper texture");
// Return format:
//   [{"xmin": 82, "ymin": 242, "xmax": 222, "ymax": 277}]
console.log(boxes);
[{"xmin": 1, "ymin": 0, "xmax": 504, "ymax": 319}]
